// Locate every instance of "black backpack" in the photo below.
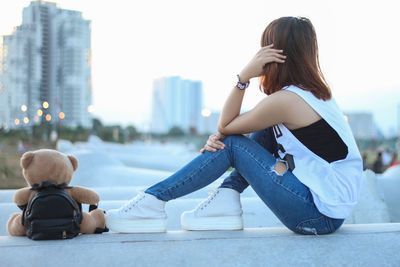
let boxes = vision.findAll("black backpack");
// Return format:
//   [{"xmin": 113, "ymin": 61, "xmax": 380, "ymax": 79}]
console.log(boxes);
[{"xmin": 20, "ymin": 181, "xmax": 106, "ymax": 240}]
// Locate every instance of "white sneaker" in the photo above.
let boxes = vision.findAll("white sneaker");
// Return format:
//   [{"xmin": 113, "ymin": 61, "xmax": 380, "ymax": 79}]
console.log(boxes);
[
  {"xmin": 180, "ymin": 188, "xmax": 243, "ymax": 231},
  {"xmin": 105, "ymin": 192, "xmax": 167, "ymax": 233}
]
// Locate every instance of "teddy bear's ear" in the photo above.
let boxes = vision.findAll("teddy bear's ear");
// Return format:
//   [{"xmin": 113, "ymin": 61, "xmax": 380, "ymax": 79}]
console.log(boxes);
[
  {"xmin": 68, "ymin": 155, "xmax": 78, "ymax": 171},
  {"xmin": 20, "ymin": 151, "xmax": 35, "ymax": 169}
]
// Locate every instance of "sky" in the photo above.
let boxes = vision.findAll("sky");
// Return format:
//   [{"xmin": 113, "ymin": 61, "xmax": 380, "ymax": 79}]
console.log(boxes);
[{"xmin": 1, "ymin": 0, "xmax": 400, "ymax": 135}]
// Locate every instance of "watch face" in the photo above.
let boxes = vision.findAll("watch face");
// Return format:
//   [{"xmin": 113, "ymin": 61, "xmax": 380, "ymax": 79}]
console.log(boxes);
[
  {"xmin": 237, "ymin": 83, "xmax": 245, "ymax": 90},
  {"xmin": 236, "ymin": 75, "xmax": 249, "ymax": 90}
]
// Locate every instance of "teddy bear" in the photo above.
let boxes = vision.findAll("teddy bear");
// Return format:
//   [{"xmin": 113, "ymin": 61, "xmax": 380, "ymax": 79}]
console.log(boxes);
[{"xmin": 6, "ymin": 149, "xmax": 106, "ymax": 236}]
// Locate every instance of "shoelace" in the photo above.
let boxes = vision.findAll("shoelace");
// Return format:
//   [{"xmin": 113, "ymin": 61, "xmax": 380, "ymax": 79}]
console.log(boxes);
[
  {"xmin": 197, "ymin": 189, "xmax": 220, "ymax": 210},
  {"xmin": 120, "ymin": 192, "xmax": 146, "ymax": 212}
]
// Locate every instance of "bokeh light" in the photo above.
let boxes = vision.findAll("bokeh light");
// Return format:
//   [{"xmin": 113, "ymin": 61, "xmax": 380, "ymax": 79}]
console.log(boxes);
[
  {"xmin": 87, "ymin": 105, "xmax": 94, "ymax": 113},
  {"xmin": 201, "ymin": 108, "xmax": 212, "ymax": 118}
]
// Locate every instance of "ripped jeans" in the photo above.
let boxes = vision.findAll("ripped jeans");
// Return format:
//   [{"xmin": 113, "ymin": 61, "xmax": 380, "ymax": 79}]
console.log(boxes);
[{"xmin": 145, "ymin": 127, "xmax": 344, "ymax": 235}]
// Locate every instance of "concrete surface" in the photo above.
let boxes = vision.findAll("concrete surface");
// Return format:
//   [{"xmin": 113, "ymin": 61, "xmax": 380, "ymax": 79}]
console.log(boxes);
[
  {"xmin": 379, "ymin": 166, "xmax": 400, "ymax": 222},
  {"xmin": 345, "ymin": 170, "xmax": 390, "ymax": 224},
  {"xmin": 1, "ymin": 223, "xmax": 400, "ymax": 267}
]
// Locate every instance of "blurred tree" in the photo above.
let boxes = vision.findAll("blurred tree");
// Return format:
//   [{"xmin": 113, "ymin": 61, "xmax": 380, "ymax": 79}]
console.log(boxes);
[
  {"xmin": 0, "ymin": 156, "xmax": 15, "ymax": 179},
  {"xmin": 189, "ymin": 126, "xmax": 198, "ymax": 136},
  {"xmin": 168, "ymin": 126, "xmax": 185, "ymax": 137},
  {"xmin": 92, "ymin": 118, "xmax": 104, "ymax": 136},
  {"xmin": 32, "ymin": 123, "xmax": 48, "ymax": 141},
  {"xmin": 126, "ymin": 125, "xmax": 140, "ymax": 141},
  {"xmin": 57, "ymin": 124, "xmax": 90, "ymax": 143},
  {"xmin": 101, "ymin": 127, "xmax": 114, "ymax": 142}
]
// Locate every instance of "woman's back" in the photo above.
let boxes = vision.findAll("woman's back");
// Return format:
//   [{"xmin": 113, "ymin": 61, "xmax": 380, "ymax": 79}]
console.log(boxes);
[{"xmin": 273, "ymin": 85, "xmax": 362, "ymax": 219}]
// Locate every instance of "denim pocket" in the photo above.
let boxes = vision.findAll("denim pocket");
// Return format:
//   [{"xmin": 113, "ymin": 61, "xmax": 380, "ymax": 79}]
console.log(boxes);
[{"xmin": 295, "ymin": 216, "xmax": 333, "ymax": 235}]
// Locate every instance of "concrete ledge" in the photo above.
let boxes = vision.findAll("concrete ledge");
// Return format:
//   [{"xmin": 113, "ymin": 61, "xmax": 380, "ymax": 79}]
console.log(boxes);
[{"xmin": 1, "ymin": 223, "xmax": 400, "ymax": 267}]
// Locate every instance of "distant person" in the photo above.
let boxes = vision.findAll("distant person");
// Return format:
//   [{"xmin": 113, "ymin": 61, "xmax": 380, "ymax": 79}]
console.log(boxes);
[
  {"xmin": 362, "ymin": 153, "xmax": 369, "ymax": 170},
  {"xmin": 382, "ymin": 148, "xmax": 392, "ymax": 166},
  {"xmin": 372, "ymin": 152, "xmax": 384, "ymax": 174},
  {"xmin": 18, "ymin": 141, "xmax": 24, "ymax": 154},
  {"xmin": 389, "ymin": 152, "xmax": 400, "ymax": 168},
  {"xmin": 106, "ymin": 17, "xmax": 363, "ymax": 235},
  {"xmin": 23, "ymin": 141, "xmax": 29, "ymax": 152}
]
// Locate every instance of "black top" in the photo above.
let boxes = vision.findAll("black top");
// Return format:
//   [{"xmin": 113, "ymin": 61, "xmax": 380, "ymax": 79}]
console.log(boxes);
[{"xmin": 289, "ymin": 119, "xmax": 348, "ymax": 163}]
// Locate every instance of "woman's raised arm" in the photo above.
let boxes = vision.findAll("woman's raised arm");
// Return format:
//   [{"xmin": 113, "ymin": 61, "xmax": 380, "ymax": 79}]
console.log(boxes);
[
  {"xmin": 217, "ymin": 91, "xmax": 290, "ymax": 135},
  {"xmin": 218, "ymin": 45, "xmax": 286, "ymax": 135}
]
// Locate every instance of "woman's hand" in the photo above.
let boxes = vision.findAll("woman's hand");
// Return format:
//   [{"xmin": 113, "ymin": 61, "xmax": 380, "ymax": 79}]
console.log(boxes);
[
  {"xmin": 200, "ymin": 133, "xmax": 226, "ymax": 153},
  {"xmin": 239, "ymin": 44, "xmax": 286, "ymax": 82}
]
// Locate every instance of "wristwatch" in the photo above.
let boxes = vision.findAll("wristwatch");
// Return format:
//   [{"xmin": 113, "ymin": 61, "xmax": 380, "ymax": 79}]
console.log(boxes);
[{"xmin": 236, "ymin": 74, "xmax": 250, "ymax": 90}]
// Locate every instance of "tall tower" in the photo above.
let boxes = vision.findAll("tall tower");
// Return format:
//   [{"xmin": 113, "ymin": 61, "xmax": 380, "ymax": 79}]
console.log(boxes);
[
  {"xmin": 151, "ymin": 76, "xmax": 203, "ymax": 134},
  {"xmin": 0, "ymin": 1, "xmax": 92, "ymax": 128}
]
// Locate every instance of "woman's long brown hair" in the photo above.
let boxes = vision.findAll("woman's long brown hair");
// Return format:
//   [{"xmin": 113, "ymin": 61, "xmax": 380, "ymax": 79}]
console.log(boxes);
[{"xmin": 260, "ymin": 17, "xmax": 331, "ymax": 100}]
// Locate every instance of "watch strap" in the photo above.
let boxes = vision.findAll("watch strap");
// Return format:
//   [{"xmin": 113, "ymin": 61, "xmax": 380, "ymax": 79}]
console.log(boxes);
[{"xmin": 236, "ymin": 74, "xmax": 250, "ymax": 90}]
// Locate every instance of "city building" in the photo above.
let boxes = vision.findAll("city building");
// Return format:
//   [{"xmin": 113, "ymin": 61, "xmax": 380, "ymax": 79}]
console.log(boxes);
[
  {"xmin": 345, "ymin": 112, "xmax": 382, "ymax": 139},
  {"xmin": 0, "ymin": 23, "xmax": 41, "ymax": 129},
  {"xmin": 0, "ymin": 1, "xmax": 92, "ymax": 129},
  {"xmin": 151, "ymin": 76, "xmax": 204, "ymax": 134},
  {"xmin": 201, "ymin": 109, "xmax": 220, "ymax": 134}
]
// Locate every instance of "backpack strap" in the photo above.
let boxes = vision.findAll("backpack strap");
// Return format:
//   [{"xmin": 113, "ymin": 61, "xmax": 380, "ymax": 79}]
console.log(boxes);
[
  {"xmin": 79, "ymin": 207, "xmax": 107, "ymax": 234},
  {"xmin": 94, "ymin": 210, "xmax": 109, "ymax": 234},
  {"xmin": 89, "ymin": 204, "xmax": 98, "ymax": 212},
  {"xmin": 30, "ymin": 181, "xmax": 72, "ymax": 191},
  {"xmin": 94, "ymin": 226, "xmax": 109, "ymax": 234},
  {"xmin": 18, "ymin": 204, "xmax": 27, "ymax": 211},
  {"xmin": 75, "ymin": 203, "xmax": 97, "ymax": 212}
]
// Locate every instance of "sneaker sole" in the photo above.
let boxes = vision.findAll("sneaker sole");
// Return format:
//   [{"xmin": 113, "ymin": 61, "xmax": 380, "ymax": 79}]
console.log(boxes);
[
  {"xmin": 181, "ymin": 215, "xmax": 243, "ymax": 231},
  {"xmin": 105, "ymin": 216, "xmax": 167, "ymax": 233}
]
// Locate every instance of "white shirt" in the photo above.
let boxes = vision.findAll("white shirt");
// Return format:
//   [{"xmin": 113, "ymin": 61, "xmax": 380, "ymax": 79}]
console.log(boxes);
[{"xmin": 274, "ymin": 85, "xmax": 363, "ymax": 219}]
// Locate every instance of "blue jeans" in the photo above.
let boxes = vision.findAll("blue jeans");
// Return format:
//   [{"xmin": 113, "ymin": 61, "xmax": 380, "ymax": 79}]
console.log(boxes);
[{"xmin": 145, "ymin": 127, "xmax": 344, "ymax": 235}]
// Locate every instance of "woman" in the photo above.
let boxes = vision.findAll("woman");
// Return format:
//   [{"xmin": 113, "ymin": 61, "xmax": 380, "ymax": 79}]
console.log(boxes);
[{"xmin": 106, "ymin": 16, "xmax": 363, "ymax": 235}]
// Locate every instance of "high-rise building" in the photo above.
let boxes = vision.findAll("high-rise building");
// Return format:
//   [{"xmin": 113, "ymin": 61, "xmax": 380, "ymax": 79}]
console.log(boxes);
[
  {"xmin": 202, "ymin": 110, "xmax": 220, "ymax": 134},
  {"xmin": 151, "ymin": 76, "xmax": 204, "ymax": 134},
  {"xmin": 0, "ymin": 23, "xmax": 41, "ymax": 129},
  {"xmin": 0, "ymin": 1, "xmax": 92, "ymax": 129},
  {"xmin": 345, "ymin": 112, "xmax": 382, "ymax": 139}
]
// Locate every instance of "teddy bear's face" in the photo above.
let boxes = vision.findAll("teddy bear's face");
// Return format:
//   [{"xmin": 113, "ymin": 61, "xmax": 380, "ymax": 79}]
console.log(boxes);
[{"xmin": 20, "ymin": 149, "xmax": 78, "ymax": 186}]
